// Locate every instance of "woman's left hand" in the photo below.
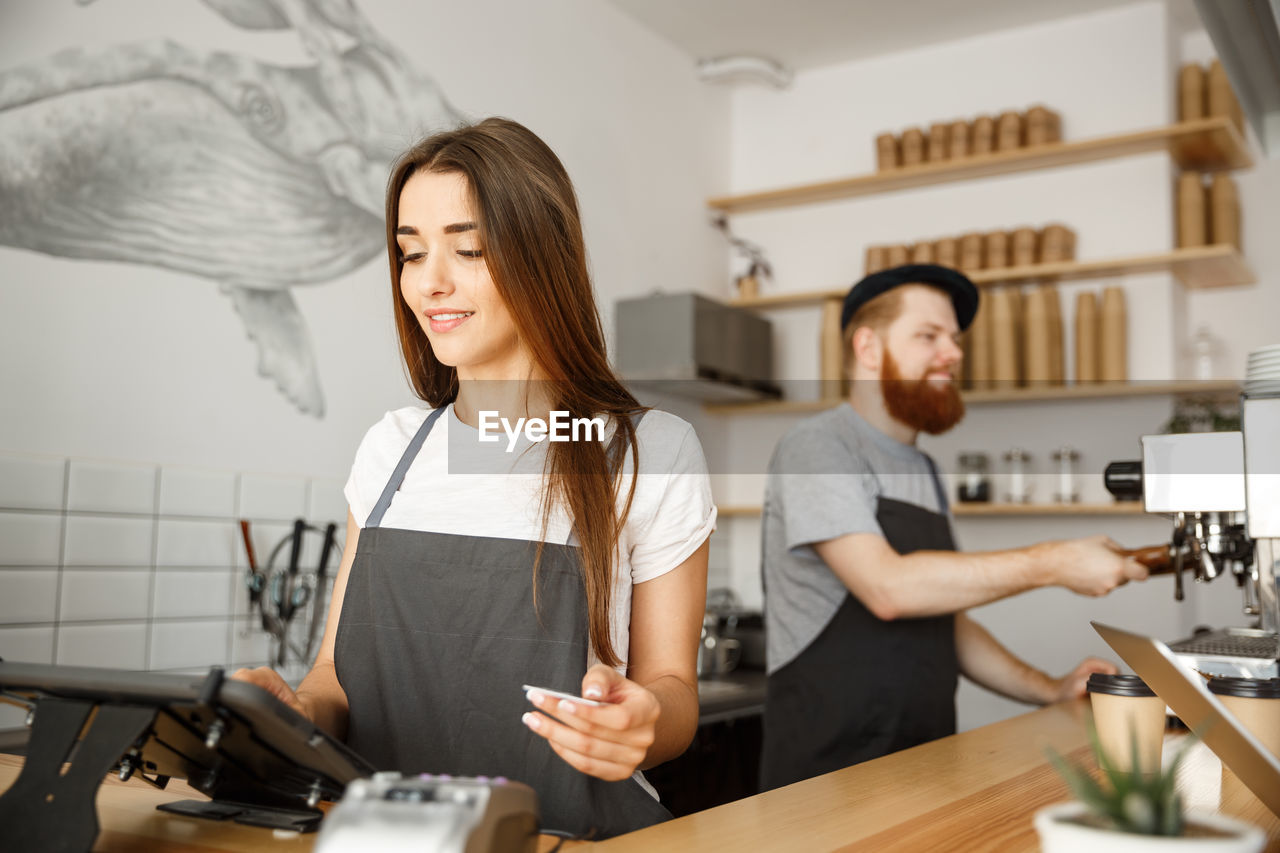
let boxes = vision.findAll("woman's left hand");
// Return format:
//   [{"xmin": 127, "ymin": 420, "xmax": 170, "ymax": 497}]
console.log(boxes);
[{"xmin": 522, "ymin": 664, "xmax": 660, "ymax": 781}]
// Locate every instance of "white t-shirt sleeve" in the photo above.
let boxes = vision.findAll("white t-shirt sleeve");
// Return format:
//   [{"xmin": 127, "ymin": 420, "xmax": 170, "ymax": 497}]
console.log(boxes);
[
  {"xmin": 627, "ymin": 416, "xmax": 717, "ymax": 584},
  {"xmin": 343, "ymin": 409, "xmax": 427, "ymax": 527}
]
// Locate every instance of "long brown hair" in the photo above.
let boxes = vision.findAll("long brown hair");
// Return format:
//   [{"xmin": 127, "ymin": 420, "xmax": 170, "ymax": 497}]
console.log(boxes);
[{"xmin": 385, "ymin": 117, "xmax": 643, "ymax": 667}]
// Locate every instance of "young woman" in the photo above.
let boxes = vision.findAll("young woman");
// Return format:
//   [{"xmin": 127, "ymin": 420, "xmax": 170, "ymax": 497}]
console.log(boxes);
[{"xmin": 234, "ymin": 117, "xmax": 714, "ymax": 838}]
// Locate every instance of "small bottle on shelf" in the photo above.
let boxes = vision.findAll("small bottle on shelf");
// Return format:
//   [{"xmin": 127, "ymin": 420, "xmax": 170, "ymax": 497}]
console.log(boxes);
[
  {"xmin": 957, "ymin": 453, "xmax": 992, "ymax": 503},
  {"xmin": 1002, "ymin": 448, "xmax": 1034, "ymax": 504},
  {"xmin": 1051, "ymin": 447, "xmax": 1081, "ymax": 503}
]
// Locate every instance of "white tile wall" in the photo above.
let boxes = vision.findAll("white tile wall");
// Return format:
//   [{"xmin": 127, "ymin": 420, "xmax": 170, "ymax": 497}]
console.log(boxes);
[
  {"xmin": 0, "ymin": 514, "xmax": 62, "ymax": 566},
  {"xmin": 155, "ymin": 519, "xmax": 237, "ymax": 568},
  {"xmin": 0, "ymin": 452, "xmax": 347, "ymax": 681},
  {"xmin": 231, "ymin": 618, "xmax": 273, "ymax": 667},
  {"xmin": 158, "ymin": 467, "xmax": 237, "ymax": 518},
  {"xmin": 0, "ymin": 454, "xmax": 65, "ymax": 511},
  {"xmin": 239, "ymin": 474, "xmax": 308, "ymax": 521},
  {"xmin": 57, "ymin": 623, "xmax": 147, "ymax": 668},
  {"xmin": 0, "ymin": 625, "xmax": 55, "ymax": 663},
  {"xmin": 0, "ymin": 570, "xmax": 58, "ymax": 623},
  {"xmin": 308, "ymin": 479, "xmax": 348, "ymax": 526},
  {"xmin": 0, "ymin": 625, "xmax": 56, "ymax": 729},
  {"xmin": 63, "ymin": 516, "xmax": 153, "ymax": 567},
  {"xmin": 59, "ymin": 570, "xmax": 151, "ymax": 622},
  {"xmin": 67, "ymin": 460, "xmax": 156, "ymax": 515},
  {"xmin": 150, "ymin": 620, "xmax": 231, "ymax": 670},
  {"xmin": 152, "ymin": 569, "xmax": 234, "ymax": 619}
]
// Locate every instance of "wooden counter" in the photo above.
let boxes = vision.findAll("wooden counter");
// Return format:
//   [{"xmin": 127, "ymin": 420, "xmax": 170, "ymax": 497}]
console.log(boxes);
[{"xmin": 3, "ymin": 700, "xmax": 1277, "ymax": 851}]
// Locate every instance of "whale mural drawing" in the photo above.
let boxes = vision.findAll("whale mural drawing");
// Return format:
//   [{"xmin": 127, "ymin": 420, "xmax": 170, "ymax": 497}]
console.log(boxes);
[{"xmin": 0, "ymin": 0, "xmax": 464, "ymax": 416}]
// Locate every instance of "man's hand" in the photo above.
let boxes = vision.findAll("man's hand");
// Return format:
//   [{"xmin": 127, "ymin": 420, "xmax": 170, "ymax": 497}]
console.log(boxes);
[
  {"xmin": 1039, "ymin": 535, "xmax": 1148, "ymax": 596},
  {"xmin": 1049, "ymin": 657, "xmax": 1117, "ymax": 702}
]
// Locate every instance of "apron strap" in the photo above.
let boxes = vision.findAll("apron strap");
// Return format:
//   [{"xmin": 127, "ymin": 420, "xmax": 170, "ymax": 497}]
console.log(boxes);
[
  {"xmin": 923, "ymin": 454, "xmax": 950, "ymax": 515},
  {"xmin": 365, "ymin": 406, "xmax": 448, "ymax": 529}
]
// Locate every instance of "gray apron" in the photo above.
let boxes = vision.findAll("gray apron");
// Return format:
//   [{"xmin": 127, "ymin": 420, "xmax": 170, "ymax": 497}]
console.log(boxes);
[
  {"xmin": 334, "ymin": 407, "xmax": 671, "ymax": 839},
  {"xmin": 760, "ymin": 459, "xmax": 959, "ymax": 790}
]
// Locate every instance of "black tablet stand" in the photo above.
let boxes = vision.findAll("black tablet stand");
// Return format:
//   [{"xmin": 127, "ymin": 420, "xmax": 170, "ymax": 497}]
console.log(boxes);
[{"xmin": 0, "ymin": 667, "xmax": 324, "ymax": 853}]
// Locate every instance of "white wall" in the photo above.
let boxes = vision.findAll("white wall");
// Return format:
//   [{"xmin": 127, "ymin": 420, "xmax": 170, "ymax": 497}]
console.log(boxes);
[
  {"xmin": 0, "ymin": 0, "xmax": 729, "ymax": 477},
  {"xmin": 714, "ymin": 1, "xmax": 1278, "ymax": 731},
  {"xmin": 0, "ymin": 0, "xmax": 728, "ymax": 701}
]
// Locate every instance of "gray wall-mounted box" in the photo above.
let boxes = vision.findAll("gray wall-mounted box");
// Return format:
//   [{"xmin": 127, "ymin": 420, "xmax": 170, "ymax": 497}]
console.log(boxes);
[{"xmin": 614, "ymin": 293, "xmax": 778, "ymax": 402}]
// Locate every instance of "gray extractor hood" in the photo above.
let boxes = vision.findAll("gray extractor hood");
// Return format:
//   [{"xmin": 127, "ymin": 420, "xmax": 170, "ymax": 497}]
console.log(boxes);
[
  {"xmin": 614, "ymin": 292, "xmax": 781, "ymax": 403},
  {"xmin": 1196, "ymin": 0, "xmax": 1280, "ymax": 158}
]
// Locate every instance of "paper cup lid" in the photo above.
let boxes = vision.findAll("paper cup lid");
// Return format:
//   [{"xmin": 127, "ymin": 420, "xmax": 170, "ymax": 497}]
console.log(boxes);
[
  {"xmin": 1207, "ymin": 676, "xmax": 1280, "ymax": 699},
  {"xmin": 1087, "ymin": 673, "xmax": 1156, "ymax": 697}
]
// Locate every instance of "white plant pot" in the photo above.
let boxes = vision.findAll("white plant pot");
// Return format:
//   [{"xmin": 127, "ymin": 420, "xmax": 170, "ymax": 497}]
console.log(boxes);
[{"xmin": 1034, "ymin": 802, "xmax": 1265, "ymax": 853}]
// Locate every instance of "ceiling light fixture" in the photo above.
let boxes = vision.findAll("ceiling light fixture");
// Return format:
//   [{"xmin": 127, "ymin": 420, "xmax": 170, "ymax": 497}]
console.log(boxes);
[{"xmin": 695, "ymin": 55, "xmax": 793, "ymax": 90}]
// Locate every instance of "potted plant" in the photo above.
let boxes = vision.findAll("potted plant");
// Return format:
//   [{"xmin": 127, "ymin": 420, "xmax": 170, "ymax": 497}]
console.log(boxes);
[{"xmin": 1035, "ymin": 725, "xmax": 1265, "ymax": 851}]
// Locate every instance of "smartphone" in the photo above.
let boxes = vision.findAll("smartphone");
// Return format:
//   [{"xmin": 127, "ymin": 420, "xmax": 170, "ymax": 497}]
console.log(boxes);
[{"xmin": 521, "ymin": 684, "xmax": 603, "ymax": 707}]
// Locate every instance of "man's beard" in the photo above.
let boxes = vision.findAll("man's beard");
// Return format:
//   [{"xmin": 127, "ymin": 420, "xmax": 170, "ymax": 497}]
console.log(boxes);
[{"xmin": 880, "ymin": 350, "xmax": 965, "ymax": 435}]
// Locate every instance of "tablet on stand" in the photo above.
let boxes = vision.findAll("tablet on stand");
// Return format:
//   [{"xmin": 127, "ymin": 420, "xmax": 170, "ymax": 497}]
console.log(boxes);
[{"xmin": 0, "ymin": 661, "xmax": 375, "ymax": 852}]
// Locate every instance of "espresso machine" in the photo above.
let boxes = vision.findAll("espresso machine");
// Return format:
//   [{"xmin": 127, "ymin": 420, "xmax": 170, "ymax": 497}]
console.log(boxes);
[{"xmin": 1105, "ymin": 390, "xmax": 1280, "ymax": 679}]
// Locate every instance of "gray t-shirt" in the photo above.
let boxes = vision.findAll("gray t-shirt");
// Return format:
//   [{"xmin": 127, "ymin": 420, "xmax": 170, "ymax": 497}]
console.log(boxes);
[{"xmin": 762, "ymin": 403, "xmax": 951, "ymax": 673}]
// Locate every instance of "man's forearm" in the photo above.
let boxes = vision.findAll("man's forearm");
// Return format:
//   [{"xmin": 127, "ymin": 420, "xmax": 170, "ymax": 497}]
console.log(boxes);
[
  {"xmin": 818, "ymin": 534, "xmax": 1057, "ymax": 620},
  {"xmin": 954, "ymin": 613, "xmax": 1056, "ymax": 705}
]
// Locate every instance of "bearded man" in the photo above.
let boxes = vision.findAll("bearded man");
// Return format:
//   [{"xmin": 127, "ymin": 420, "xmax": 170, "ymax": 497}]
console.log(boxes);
[{"xmin": 758, "ymin": 265, "xmax": 1149, "ymax": 791}]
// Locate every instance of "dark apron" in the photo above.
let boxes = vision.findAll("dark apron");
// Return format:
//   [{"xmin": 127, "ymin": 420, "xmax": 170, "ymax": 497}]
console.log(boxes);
[
  {"xmin": 760, "ymin": 466, "xmax": 959, "ymax": 791},
  {"xmin": 334, "ymin": 407, "xmax": 671, "ymax": 839}
]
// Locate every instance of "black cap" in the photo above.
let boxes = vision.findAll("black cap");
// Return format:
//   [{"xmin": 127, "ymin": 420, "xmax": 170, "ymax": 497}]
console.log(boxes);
[{"xmin": 840, "ymin": 264, "xmax": 980, "ymax": 332}]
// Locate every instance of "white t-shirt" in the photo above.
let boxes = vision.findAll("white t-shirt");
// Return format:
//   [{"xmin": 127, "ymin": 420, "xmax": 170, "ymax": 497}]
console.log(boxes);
[{"xmin": 343, "ymin": 404, "xmax": 717, "ymax": 670}]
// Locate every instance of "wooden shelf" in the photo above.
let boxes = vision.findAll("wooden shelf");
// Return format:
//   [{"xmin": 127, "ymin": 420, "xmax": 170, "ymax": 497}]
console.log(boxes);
[
  {"xmin": 950, "ymin": 502, "xmax": 1145, "ymax": 517},
  {"xmin": 708, "ymin": 118, "xmax": 1251, "ymax": 214},
  {"xmin": 703, "ymin": 379, "xmax": 1241, "ymax": 415},
  {"xmin": 717, "ymin": 502, "xmax": 1145, "ymax": 518},
  {"xmin": 730, "ymin": 245, "xmax": 1253, "ymax": 310}
]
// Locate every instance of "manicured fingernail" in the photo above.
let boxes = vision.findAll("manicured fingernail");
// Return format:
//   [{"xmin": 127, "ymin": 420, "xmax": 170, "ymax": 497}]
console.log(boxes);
[
  {"xmin": 526, "ymin": 690, "xmax": 545, "ymax": 707},
  {"xmin": 558, "ymin": 699, "xmax": 577, "ymax": 715},
  {"xmin": 584, "ymin": 686, "xmax": 603, "ymax": 699},
  {"xmin": 522, "ymin": 712, "xmax": 541, "ymax": 730}
]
